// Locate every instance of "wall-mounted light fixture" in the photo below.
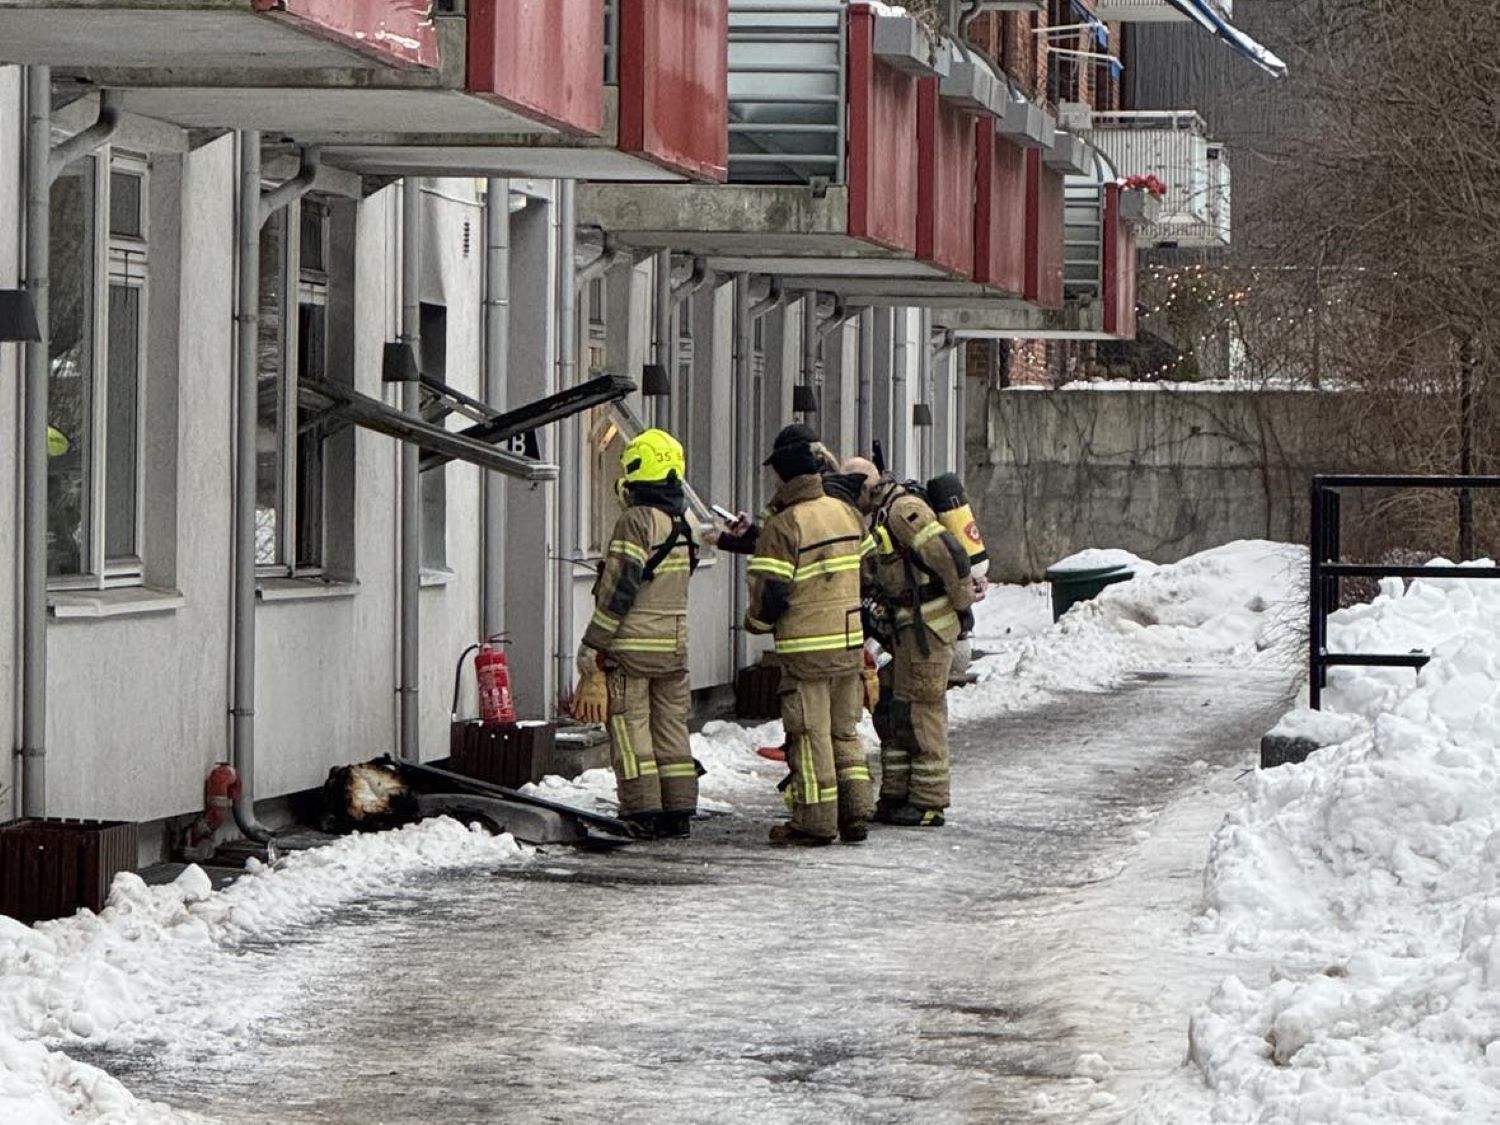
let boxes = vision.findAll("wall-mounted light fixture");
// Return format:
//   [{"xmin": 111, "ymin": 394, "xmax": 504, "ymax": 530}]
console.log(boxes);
[
  {"xmin": 0, "ymin": 289, "xmax": 40, "ymax": 343},
  {"xmin": 381, "ymin": 341, "xmax": 420, "ymax": 383},
  {"xmin": 792, "ymin": 385, "xmax": 819, "ymax": 414},
  {"xmin": 641, "ymin": 363, "xmax": 671, "ymax": 398},
  {"xmin": 912, "ymin": 402, "xmax": 934, "ymax": 427}
]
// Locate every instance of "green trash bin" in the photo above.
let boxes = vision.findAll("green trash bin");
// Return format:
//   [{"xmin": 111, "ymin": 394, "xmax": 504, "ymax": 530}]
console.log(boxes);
[{"xmin": 1044, "ymin": 563, "xmax": 1134, "ymax": 622}]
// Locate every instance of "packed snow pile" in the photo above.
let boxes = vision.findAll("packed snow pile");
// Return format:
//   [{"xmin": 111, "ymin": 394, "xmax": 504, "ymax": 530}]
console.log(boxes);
[
  {"xmin": 1177, "ymin": 564, "xmax": 1500, "ymax": 1122},
  {"xmin": 952, "ymin": 540, "xmax": 1302, "ymax": 722},
  {"xmin": 0, "ymin": 818, "xmax": 527, "ymax": 1124}
]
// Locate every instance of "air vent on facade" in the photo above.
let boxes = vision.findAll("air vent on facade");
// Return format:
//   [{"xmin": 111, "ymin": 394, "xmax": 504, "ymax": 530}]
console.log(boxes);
[{"xmin": 462, "ymin": 220, "xmax": 472, "ymax": 259}]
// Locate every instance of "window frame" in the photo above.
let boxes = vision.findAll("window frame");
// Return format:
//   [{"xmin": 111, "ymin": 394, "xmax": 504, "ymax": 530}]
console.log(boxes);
[
  {"xmin": 257, "ymin": 194, "xmax": 332, "ymax": 579},
  {"xmin": 48, "ymin": 149, "xmax": 151, "ymax": 592}
]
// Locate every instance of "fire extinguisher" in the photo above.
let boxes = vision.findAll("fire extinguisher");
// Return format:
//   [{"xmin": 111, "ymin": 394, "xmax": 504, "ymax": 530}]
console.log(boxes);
[{"xmin": 454, "ymin": 636, "xmax": 516, "ymax": 726}]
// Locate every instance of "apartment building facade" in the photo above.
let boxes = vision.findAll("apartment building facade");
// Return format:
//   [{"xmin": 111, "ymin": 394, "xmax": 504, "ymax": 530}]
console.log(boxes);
[{"xmin": 0, "ymin": 0, "xmax": 1279, "ymax": 857}]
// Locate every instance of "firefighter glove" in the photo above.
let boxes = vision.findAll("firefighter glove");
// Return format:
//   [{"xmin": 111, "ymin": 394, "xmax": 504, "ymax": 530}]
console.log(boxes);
[
  {"xmin": 861, "ymin": 663, "xmax": 881, "ymax": 713},
  {"xmin": 572, "ymin": 666, "xmax": 609, "ymax": 725}
]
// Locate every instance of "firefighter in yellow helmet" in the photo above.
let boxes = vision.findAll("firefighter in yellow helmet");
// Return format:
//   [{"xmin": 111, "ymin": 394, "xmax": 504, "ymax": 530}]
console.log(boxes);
[
  {"xmin": 843, "ymin": 456, "xmax": 974, "ymax": 828},
  {"xmin": 746, "ymin": 425, "xmax": 875, "ymax": 846},
  {"xmin": 572, "ymin": 428, "xmax": 700, "ymax": 839}
]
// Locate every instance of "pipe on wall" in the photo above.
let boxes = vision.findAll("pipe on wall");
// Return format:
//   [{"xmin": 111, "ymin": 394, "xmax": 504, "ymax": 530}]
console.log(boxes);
[
  {"xmin": 891, "ymin": 307, "xmax": 908, "ymax": 479},
  {"xmin": 481, "ymin": 177, "xmax": 510, "ymax": 640},
  {"xmin": 398, "ymin": 177, "xmax": 421, "ymax": 761},
  {"xmin": 917, "ymin": 308, "xmax": 933, "ymax": 481},
  {"xmin": 552, "ymin": 180, "xmax": 579, "ymax": 716},
  {"xmin": 731, "ymin": 274, "xmax": 753, "ymax": 676},
  {"xmin": 20, "ymin": 66, "xmax": 50, "ymax": 818},
  {"xmin": 230, "ymin": 137, "xmax": 321, "ymax": 837},
  {"xmin": 20, "ymin": 76, "xmax": 124, "ymax": 818},
  {"xmin": 653, "ymin": 248, "xmax": 672, "ymax": 429},
  {"xmin": 856, "ymin": 308, "xmax": 874, "ymax": 454}
]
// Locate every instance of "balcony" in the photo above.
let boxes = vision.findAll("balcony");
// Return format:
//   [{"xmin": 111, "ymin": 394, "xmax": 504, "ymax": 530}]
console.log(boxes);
[
  {"xmin": 1062, "ymin": 109, "xmax": 1232, "ymax": 249},
  {"xmin": 1092, "ymin": 0, "xmax": 1232, "ymax": 20},
  {"xmin": 580, "ymin": 1, "xmax": 993, "ymax": 294},
  {"xmin": 0, "ymin": 0, "xmax": 438, "ymax": 70},
  {"xmin": 7, "ymin": 0, "xmax": 727, "ymax": 183}
]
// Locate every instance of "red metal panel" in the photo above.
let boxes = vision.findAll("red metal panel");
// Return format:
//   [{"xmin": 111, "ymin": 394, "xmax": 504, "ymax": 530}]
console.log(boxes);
[
  {"xmin": 916, "ymin": 80, "xmax": 977, "ymax": 277},
  {"xmin": 1102, "ymin": 184, "xmax": 1138, "ymax": 338},
  {"xmin": 467, "ymin": 0, "xmax": 604, "ymax": 136},
  {"xmin": 972, "ymin": 122, "xmax": 1027, "ymax": 293},
  {"xmin": 1024, "ymin": 149, "xmax": 1064, "ymax": 310},
  {"xmin": 617, "ymin": 0, "xmax": 727, "ymax": 182},
  {"xmin": 846, "ymin": 8, "xmax": 918, "ymax": 253},
  {"xmin": 252, "ymin": 0, "xmax": 438, "ymax": 68}
]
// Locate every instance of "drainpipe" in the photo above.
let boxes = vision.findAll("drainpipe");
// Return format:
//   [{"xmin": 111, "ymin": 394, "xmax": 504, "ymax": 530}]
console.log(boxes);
[
  {"xmin": 749, "ymin": 276, "xmax": 784, "ymax": 321},
  {"xmin": 918, "ymin": 308, "xmax": 934, "ymax": 481},
  {"xmin": 481, "ymin": 178, "xmax": 509, "ymax": 640},
  {"xmin": 731, "ymin": 275, "xmax": 752, "ymax": 676},
  {"xmin": 575, "ymin": 233, "xmax": 623, "ymax": 288},
  {"xmin": 653, "ymin": 249, "xmax": 672, "ymax": 429},
  {"xmin": 800, "ymin": 292, "xmax": 818, "ymax": 399},
  {"xmin": 230, "ymin": 136, "xmax": 321, "ymax": 839},
  {"xmin": 398, "ymin": 177, "xmax": 421, "ymax": 761},
  {"xmin": 21, "ymin": 80, "xmax": 122, "ymax": 818},
  {"xmin": 20, "ymin": 67, "xmax": 51, "ymax": 818},
  {"xmin": 891, "ymin": 307, "xmax": 908, "ymax": 478},
  {"xmin": 856, "ymin": 309, "xmax": 874, "ymax": 453},
  {"xmin": 730, "ymin": 275, "xmax": 788, "ymax": 676},
  {"xmin": 670, "ymin": 257, "xmax": 710, "ymax": 305},
  {"xmin": 47, "ymin": 90, "xmax": 121, "ymax": 182},
  {"xmin": 552, "ymin": 180, "xmax": 578, "ymax": 717}
]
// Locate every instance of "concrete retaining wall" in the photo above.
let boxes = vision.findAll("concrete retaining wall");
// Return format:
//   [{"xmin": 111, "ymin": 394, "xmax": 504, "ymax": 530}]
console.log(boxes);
[{"xmin": 965, "ymin": 387, "xmax": 1361, "ymax": 582}]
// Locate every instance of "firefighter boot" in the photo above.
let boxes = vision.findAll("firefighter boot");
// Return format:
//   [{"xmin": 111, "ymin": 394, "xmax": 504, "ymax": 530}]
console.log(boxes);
[
  {"xmin": 658, "ymin": 811, "xmax": 692, "ymax": 839},
  {"xmin": 768, "ymin": 823, "xmax": 835, "ymax": 848},
  {"xmin": 887, "ymin": 803, "xmax": 945, "ymax": 828},
  {"xmin": 622, "ymin": 810, "xmax": 662, "ymax": 839},
  {"xmin": 840, "ymin": 821, "xmax": 869, "ymax": 844},
  {"xmin": 874, "ymin": 796, "xmax": 903, "ymax": 824}
]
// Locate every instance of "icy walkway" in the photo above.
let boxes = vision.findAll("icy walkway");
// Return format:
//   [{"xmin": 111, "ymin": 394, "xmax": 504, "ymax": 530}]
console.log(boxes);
[{"xmin": 89, "ymin": 667, "xmax": 1293, "ymax": 1124}]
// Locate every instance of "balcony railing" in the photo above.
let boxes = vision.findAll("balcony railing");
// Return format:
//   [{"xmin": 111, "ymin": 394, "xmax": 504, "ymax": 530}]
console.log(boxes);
[
  {"xmin": 1064, "ymin": 177, "xmax": 1105, "ymax": 302},
  {"xmin": 1065, "ymin": 109, "xmax": 1231, "ymax": 249},
  {"xmin": 727, "ymin": 0, "xmax": 847, "ymax": 186}
]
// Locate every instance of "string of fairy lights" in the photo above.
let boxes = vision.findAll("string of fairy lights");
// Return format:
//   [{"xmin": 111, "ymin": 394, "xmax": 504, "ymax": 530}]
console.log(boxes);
[{"xmin": 1132, "ymin": 262, "xmax": 1332, "ymax": 380}]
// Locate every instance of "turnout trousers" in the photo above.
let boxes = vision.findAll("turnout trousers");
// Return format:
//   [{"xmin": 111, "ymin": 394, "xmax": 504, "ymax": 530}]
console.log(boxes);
[
  {"xmin": 873, "ymin": 629, "xmax": 953, "ymax": 811},
  {"xmin": 606, "ymin": 667, "xmax": 698, "ymax": 816},
  {"xmin": 779, "ymin": 674, "xmax": 844, "ymax": 840}
]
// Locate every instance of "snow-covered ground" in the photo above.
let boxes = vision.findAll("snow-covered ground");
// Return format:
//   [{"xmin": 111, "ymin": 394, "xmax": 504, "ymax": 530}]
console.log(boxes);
[
  {"xmin": 0, "ymin": 820, "xmax": 528, "ymax": 1124},
  {"xmin": 952, "ymin": 540, "xmax": 1303, "ymax": 723},
  {"xmin": 23, "ymin": 536, "xmax": 1486, "ymax": 1125},
  {"xmin": 1132, "ymin": 563, "xmax": 1500, "ymax": 1123}
]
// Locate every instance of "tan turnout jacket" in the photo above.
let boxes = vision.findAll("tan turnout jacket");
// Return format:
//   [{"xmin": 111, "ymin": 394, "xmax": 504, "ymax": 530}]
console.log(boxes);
[
  {"xmin": 583, "ymin": 504, "xmax": 693, "ymax": 676},
  {"xmin": 745, "ymin": 474, "xmax": 873, "ymax": 679}
]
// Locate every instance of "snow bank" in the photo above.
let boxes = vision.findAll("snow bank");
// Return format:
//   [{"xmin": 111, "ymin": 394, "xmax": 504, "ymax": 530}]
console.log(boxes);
[
  {"xmin": 952, "ymin": 540, "xmax": 1302, "ymax": 722},
  {"xmin": 0, "ymin": 818, "xmax": 527, "ymax": 1123},
  {"xmin": 1177, "ymin": 564, "xmax": 1500, "ymax": 1122}
]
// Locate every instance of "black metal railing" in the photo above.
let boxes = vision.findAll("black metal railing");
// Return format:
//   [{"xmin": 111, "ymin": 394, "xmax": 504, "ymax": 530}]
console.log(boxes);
[{"xmin": 1309, "ymin": 473, "xmax": 1500, "ymax": 709}]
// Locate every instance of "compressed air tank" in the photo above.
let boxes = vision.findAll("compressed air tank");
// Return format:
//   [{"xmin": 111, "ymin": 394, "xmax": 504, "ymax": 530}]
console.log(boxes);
[{"xmin": 926, "ymin": 472, "xmax": 988, "ymax": 580}]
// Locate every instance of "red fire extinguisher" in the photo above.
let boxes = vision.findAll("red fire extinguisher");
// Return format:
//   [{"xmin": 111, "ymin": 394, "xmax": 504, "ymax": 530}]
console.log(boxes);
[{"xmin": 455, "ymin": 637, "xmax": 516, "ymax": 725}]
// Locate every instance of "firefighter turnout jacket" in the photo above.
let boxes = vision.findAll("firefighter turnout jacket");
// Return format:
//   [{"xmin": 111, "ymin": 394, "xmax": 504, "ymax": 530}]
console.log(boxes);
[
  {"xmin": 871, "ymin": 485, "xmax": 975, "ymax": 645},
  {"xmin": 582, "ymin": 498, "xmax": 696, "ymax": 676},
  {"xmin": 745, "ymin": 474, "xmax": 872, "ymax": 678}
]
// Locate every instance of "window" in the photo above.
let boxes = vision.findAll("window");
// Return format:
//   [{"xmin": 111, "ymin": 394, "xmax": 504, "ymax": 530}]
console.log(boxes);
[
  {"xmin": 419, "ymin": 301, "xmax": 448, "ymax": 572},
  {"xmin": 257, "ymin": 196, "xmax": 332, "ymax": 574},
  {"xmin": 47, "ymin": 152, "xmax": 149, "ymax": 586}
]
